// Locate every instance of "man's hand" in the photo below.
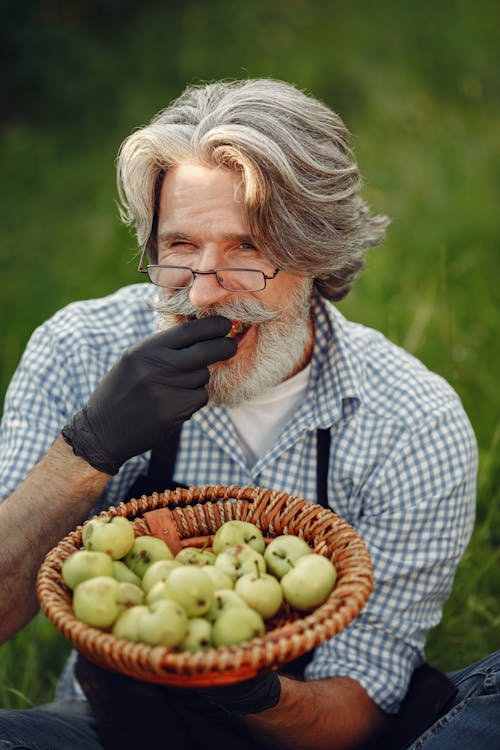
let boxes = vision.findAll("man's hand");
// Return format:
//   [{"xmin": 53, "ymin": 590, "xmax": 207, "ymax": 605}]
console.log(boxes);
[
  {"xmin": 198, "ymin": 671, "xmax": 282, "ymax": 715},
  {"xmin": 62, "ymin": 316, "xmax": 236, "ymax": 475}
]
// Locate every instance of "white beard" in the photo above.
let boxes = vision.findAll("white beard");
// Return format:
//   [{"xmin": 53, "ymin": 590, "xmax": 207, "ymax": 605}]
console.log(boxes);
[{"xmin": 153, "ymin": 280, "xmax": 313, "ymax": 407}]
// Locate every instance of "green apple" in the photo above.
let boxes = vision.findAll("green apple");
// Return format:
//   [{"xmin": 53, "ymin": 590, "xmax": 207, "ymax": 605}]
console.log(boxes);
[
  {"xmin": 204, "ymin": 589, "xmax": 248, "ymax": 624},
  {"xmin": 82, "ymin": 516, "xmax": 135, "ymax": 560},
  {"xmin": 235, "ymin": 571, "xmax": 283, "ymax": 619},
  {"xmin": 180, "ymin": 617, "xmax": 213, "ymax": 652},
  {"xmin": 138, "ymin": 599, "xmax": 188, "ymax": 647},
  {"xmin": 162, "ymin": 566, "xmax": 214, "ymax": 617},
  {"xmin": 175, "ymin": 547, "xmax": 216, "ymax": 566},
  {"xmin": 141, "ymin": 559, "xmax": 181, "ymax": 594},
  {"xmin": 112, "ymin": 605, "xmax": 148, "ymax": 642},
  {"xmin": 62, "ymin": 550, "xmax": 114, "ymax": 590},
  {"xmin": 124, "ymin": 535, "xmax": 174, "ymax": 578},
  {"xmin": 214, "ymin": 544, "xmax": 266, "ymax": 582},
  {"xmin": 112, "ymin": 560, "xmax": 143, "ymax": 588},
  {"xmin": 72, "ymin": 576, "xmax": 120, "ymax": 628},
  {"xmin": 212, "ymin": 606, "xmax": 265, "ymax": 647},
  {"xmin": 202, "ymin": 565, "xmax": 234, "ymax": 591},
  {"xmin": 116, "ymin": 582, "xmax": 145, "ymax": 612},
  {"xmin": 212, "ymin": 520, "xmax": 265, "ymax": 555},
  {"xmin": 145, "ymin": 580, "xmax": 172, "ymax": 606},
  {"xmin": 280, "ymin": 554, "xmax": 337, "ymax": 611},
  {"xmin": 264, "ymin": 535, "xmax": 312, "ymax": 579}
]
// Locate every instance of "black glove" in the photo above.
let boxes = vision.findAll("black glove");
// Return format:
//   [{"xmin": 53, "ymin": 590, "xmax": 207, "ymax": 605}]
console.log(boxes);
[
  {"xmin": 62, "ymin": 316, "xmax": 236, "ymax": 475},
  {"xmin": 75, "ymin": 655, "xmax": 276, "ymax": 750},
  {"xmin": 198, "ymin": 671, "xmax": 281, "ymax": 715}
]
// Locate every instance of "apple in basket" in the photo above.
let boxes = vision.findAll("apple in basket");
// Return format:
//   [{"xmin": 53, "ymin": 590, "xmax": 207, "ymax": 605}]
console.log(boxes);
[
  {"xmin": 62, "ymin": 550, "xmax": 114, "ymax": 590},
  {"xmin": 264, "ymin": 534, "xmax": 312, "ymax": 579},
  {"xmin": 141, "ymin": 559, "xmax": 182, "ymax": 594},
  {"xmin": 281, "ymin": 554, "xmax": 337, "ymax": 610},
  {"xmin": 214, "ymin": 544, "xmax": 266, "ymax": 582},
  {"xmin": 212, "ymin": 606, "xmax": 265, "ymax": 647},
  {"xmin": 159, "ymin": 566, "xmax": 215, "ymax": 617},
  {"xmin": 81, "ymin": 516, "xmax": 135, "ymax": 560},
  {"xmin": 72, "ymin": 576, "xmax": 121, "ymax": 628},
  {"xmin": 124, "ymin": 535, "xmax": 174, "ymax": 578},
  {"xmin": 179, "ymin": 617, "xmax": 213, "ymax": 652},
  {"xmin": 212, "ymin": 520, "xmax": 265, "ymax": 554},
  {"xmin": 202, "ymin": 565, "xmax": 234, "ymax": 591},
  {"xmin": 204, "ymin": 589, "xmax": 249, "ymax": 624},
  {"xmin": 175, "ymin": 546, "xmax": 217, "ymax": 566},
  {"xmin": 235, "ymin": 570, "xmax": 284, "ymax": 619},
  {"xmin": 138, "ymin": 599, "xmax": 188, "ymax": 647}
]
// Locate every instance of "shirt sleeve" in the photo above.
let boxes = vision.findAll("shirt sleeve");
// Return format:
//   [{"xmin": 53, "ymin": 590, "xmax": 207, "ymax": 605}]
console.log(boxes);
[
  {"xmin": 304, "ymin": 398, "xmax": 478, "ymax": 713},
  {"xmin": 0, "ymin": 323, "xmax": 82, "ymax": 501}
]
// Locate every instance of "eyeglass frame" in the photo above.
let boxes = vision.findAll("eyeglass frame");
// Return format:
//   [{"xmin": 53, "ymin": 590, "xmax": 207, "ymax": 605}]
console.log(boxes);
[{"xmin": 137, "ymin": 248, "xmax": 281, "ymax": 292}]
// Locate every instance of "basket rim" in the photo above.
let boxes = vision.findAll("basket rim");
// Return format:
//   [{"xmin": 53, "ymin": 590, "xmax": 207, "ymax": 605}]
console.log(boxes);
[{"xmin": 37, "ymin": 484, "xmax": 374, "ymax": 686}]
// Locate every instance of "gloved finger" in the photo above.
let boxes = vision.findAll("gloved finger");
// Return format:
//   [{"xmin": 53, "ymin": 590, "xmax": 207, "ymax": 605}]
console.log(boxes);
[
  {"xmin": 155, "ymin": 316, "xmax": 233, "ymax": 350},
  {"xmin": 174, "ymin": 336, "xmax": 237, "ymax": 370},
  {"xmin": 168, "ymin": 367, "xmax": 210, "ymax": 389}
]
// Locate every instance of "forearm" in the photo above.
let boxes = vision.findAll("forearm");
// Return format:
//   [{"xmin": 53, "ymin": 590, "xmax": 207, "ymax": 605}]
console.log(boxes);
[
  {"xmin": 242, "ymin": 674, "xmax": 388, "ymax": 750},
  {"xmin": 0, "ymin": 435, "xmax": 110, "ymax": 643}
]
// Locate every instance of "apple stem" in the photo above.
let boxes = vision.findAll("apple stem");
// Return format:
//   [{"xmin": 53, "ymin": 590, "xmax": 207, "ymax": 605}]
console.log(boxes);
[{"xmin": 254, "ymin": 560, "xmax": 261, "ymax": 578}]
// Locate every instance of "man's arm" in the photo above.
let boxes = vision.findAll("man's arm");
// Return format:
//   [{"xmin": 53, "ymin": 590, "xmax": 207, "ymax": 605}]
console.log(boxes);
[
  {"xmin": 0, "ymin": 317, "xmax": 237, "ymax": 644},
  {"xmin": 244, "ymin": 674, "xmax": 387, "ymax": 750},
  {"xmin": 0, "ymin": 436, "xmax": 110, "ymax": 643}
]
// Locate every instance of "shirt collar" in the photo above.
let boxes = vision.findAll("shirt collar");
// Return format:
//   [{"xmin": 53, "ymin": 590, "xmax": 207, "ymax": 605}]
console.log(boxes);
[{"xmin": 191, "ymin": 293, "xmax": 362, "ymax": 460}]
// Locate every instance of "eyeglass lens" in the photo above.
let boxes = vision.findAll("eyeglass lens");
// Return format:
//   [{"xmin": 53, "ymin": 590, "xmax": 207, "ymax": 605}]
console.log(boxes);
[{"xmin": 147, "ymin": 266, "xmax": 267, "ymax": 291}]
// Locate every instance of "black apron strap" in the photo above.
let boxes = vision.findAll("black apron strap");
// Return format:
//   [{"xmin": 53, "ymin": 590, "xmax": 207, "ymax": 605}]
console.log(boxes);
[
  {"xmin": 316, "ymin": 428, "xmax": 331, "ymax": 508},
  {"xmin": 127, "ymin": 425, "xmax": 187, "ymax": 498}
]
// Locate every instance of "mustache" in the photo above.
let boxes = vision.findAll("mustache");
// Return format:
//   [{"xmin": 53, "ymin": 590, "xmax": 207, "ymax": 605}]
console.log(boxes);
[{"xmin": 151, "ymin": 288, "xmax": 279, "ymax": 324}]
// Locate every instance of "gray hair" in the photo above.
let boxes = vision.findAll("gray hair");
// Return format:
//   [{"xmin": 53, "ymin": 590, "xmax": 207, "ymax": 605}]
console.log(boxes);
[{"xmin": 117, "ymin": 78, "xmax": 389, "ymax": 301}]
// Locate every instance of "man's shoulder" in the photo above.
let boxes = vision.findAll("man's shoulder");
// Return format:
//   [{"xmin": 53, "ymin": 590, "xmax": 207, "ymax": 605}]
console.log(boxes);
[
  {"xmin": 319, "ymin": 300, "xmax": 465, "ymax": 426},
  {"xmin": 36, "ymin": 284, "xmax": 155, "ymax": 353}
]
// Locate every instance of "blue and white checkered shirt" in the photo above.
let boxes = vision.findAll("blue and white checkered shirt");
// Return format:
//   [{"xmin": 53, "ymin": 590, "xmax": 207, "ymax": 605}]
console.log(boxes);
[{"xmin": 0, "ymin": 284, "xmax": 477, "ymax": 713}]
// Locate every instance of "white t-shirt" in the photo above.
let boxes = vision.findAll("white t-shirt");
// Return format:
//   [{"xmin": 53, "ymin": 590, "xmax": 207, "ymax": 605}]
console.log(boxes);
[{"xmin": 227, "ymin": 364, "xmax": 311, "ymax": 465}]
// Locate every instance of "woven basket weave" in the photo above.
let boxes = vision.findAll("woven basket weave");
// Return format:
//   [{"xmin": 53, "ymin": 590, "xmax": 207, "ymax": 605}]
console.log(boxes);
[{"xmin": 37, "ymin": 484, "xmax": 373, "ymax": 686}]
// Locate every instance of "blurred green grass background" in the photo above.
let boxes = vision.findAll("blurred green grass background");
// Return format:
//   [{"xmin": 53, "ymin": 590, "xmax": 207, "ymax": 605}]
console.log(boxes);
[{"xmin": 1, "ymin": 0, "xmax": 498, "ymax": 707}]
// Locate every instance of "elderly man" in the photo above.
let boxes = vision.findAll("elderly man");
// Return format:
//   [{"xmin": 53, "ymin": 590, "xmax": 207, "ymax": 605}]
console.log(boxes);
[{"xmin": 0, "ymin": 79, "xmax": 497, "ymax": 750}]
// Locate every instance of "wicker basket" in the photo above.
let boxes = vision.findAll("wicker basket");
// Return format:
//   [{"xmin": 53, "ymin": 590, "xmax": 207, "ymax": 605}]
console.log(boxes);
[{"xmin": 37, "ymin": 484, "xmax": 373, "ymax": 687}]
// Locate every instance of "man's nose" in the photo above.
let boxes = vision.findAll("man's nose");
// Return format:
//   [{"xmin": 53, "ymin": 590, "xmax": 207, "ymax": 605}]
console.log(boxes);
[{"xmin": 188, "ymin": 270, "xmax": 233, "ymax": 309}]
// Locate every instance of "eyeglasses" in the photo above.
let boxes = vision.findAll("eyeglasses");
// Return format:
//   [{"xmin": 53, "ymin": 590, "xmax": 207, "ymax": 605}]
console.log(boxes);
[{"xmin": 138, "ymin": 261, "xmax": 281, "ymax": 292}]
